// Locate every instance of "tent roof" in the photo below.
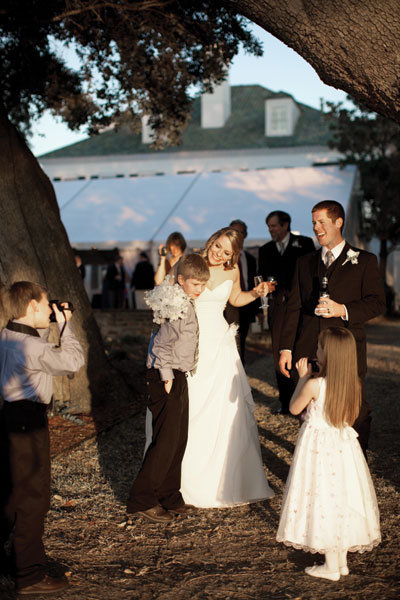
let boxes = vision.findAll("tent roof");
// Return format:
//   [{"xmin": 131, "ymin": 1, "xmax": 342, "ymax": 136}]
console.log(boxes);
[{"xmin": 55, "ymin": 165, "xmax": 356, "ymax": 247}]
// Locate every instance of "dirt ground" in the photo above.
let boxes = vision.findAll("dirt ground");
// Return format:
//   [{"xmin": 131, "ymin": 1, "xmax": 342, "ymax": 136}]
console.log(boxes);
[{"xmin": 1, "ymin": 318, "xmax": 399, "ymax": 600}]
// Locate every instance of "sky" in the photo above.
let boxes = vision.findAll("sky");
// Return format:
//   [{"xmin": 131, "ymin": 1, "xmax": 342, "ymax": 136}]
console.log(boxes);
[{"xmin": 29, "ymin": 24, "xmax": 350, "ymax": 157}]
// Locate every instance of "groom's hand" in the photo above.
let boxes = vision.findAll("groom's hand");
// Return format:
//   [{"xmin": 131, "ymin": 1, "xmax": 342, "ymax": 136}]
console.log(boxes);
[
  {"xmin": 317, "ymin": 297, "xmax": 346, "ymax": 319},
  {"xmin": 279, "ymin": 350, "xmax": 292, "ymax": 378},
  {"xmin": 164, "ymin": 380, "xmax": 173, "ymax": 394}
]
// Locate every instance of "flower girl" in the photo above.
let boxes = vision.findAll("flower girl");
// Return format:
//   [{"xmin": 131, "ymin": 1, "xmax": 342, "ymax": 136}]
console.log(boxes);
[{"xmin": 276, "ymin": 327, "xmax": 381, "ymax": 581}]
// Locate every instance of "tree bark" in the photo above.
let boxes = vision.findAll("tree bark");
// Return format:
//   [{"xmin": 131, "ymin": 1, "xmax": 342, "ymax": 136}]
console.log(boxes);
[
  {"xmin": 228, "ymin": 0, "xmax": 400, "ymax": 124},
  {"xmin": 0, "ymin": 110, "xmax": 114, "ymax": 413}
]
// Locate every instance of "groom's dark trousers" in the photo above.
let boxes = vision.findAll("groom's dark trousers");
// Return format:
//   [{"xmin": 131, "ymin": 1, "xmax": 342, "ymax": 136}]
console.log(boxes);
[{"xmin": 127, "ymin": 368, "xmax": 188, "ymax": 512}]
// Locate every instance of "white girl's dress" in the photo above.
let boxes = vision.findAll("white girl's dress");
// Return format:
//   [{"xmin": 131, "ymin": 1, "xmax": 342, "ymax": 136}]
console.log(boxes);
[
  {"xmin": 276, "ymin": 378, "xmax": 381, "ymax": 554},
  {"xmin": 180, "ymin": 280, "xmax": 274, "ymax": 508}
]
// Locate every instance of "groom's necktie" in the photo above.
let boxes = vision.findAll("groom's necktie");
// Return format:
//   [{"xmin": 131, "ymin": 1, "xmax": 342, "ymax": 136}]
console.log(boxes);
[
  {"xmin": 190, "ymin": 301, "xmax": 199, "ymax": 376},
  {"xmin": 325, "ymin": 250, "xmax": 334, "ymax": 268}
]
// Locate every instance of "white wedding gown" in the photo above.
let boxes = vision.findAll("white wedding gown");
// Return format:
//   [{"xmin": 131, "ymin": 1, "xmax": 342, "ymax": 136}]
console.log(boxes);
[{"xmin": 180, "ymin": 279, "xmax": 274, "ymax": 508}]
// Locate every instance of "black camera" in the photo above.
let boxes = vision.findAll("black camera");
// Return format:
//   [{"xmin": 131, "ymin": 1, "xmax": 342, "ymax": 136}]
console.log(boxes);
[
  {"xmin": 160, "ymin": 246, "xmax": 168, "ymax": 256},
  {"xmin": 49, "ymin": 299, "xmax": 74, "ymax": 322},
  {"xmin": 308, "ymin": 358, "xmax": 319, "ymax": 373}
]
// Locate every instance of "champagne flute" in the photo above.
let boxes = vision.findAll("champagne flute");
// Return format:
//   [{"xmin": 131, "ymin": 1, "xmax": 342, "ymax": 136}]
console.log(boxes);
[
  {"xmin": 254, "ymin": 275, "xmax": 269, "ymax": 309},
  {"xmin": 266, "ymin": 275, "xmax": 277, "ymax": 308}
]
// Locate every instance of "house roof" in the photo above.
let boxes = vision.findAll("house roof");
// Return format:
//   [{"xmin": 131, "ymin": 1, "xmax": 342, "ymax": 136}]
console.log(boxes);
[{"xmin": 41, "ymin": 85, "xmax": 330, "ymax": 159}]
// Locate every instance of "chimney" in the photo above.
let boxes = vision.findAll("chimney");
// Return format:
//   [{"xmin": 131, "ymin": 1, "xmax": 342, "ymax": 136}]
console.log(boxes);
[
  {"xmin": 201, "ymin": 74, "xmax": 231, "ymax": 129},
  {"xmin": 141, "ymin": 115, "xmax": 155, "ymax": 144}
]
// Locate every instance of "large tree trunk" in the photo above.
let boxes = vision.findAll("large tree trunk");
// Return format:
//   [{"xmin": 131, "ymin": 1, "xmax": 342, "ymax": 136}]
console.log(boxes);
[
  {"xmin": 229, "ymin": 0, "xmax": 400, "ymax": 124},
  {"xmin": 0, "ymin": 110, "xmax": 115, "ymax": 413}
]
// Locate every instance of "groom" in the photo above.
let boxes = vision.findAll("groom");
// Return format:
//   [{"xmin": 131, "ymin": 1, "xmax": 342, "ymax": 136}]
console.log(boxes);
[{"xmin": 279, "ymin": 200, "xmax": 386, "ymax": 454}]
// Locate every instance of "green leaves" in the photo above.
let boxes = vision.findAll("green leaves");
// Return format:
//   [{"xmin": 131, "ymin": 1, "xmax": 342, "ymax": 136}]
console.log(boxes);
[
  {"xmin": 0, "ymin": 1, "xmax": 261, "ymax": 147},
  {"xmin": 325, "ymin": 97, "xmax": 400, "ymax": 250}
]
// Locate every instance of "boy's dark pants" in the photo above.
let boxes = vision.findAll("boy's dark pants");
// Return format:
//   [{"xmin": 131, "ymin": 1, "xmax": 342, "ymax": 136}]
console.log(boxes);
[
  {"xmin": 0, "ymin": 401, "xmax": 50, "ymax": 588},
  {"xmin": 127, "ymin": 368, "xmax": 188, "ymax": 512}
]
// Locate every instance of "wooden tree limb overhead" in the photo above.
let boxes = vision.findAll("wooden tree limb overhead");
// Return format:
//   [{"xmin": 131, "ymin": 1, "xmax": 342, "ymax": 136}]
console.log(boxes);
[
  {"xmin": 51, "ymin": 0, "xmax": 173, "ymax": 22},
  {"xmin": 228, "ymin": 0, "xmax": 400, "ymax": 123}
]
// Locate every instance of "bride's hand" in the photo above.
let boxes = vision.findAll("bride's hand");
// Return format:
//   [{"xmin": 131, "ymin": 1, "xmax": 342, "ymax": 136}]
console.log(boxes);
[{"xmin": 252, "ymin": 282, "xmax": 268, "ymax": 298}]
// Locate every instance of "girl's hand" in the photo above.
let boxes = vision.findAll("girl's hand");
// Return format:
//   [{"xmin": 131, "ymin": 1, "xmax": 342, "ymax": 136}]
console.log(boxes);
[{"xmin": 296, "ymin": 357, "xmax": 312, "ymax": 379}]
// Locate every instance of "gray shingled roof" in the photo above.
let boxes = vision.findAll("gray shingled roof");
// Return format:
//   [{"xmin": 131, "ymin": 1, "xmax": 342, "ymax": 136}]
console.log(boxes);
[{"xmin": 40, "ymin": 85, "xmax": 330, "ymax": 158}]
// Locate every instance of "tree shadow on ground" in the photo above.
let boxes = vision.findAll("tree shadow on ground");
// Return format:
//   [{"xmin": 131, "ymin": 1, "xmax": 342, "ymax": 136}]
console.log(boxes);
[
  {"xmin": 95, "ymin": 408, "xmax": 147, "ymax": 504},
  {"xmin": 258, "ymin": 432, "xmax": 291, "ymax": 486},
  {"xmin": 365, "ymin": 319, "xmax": 400, "ymax": 347},
  {"xmin": 248, "ymin": 498, "xmax": 280, "ymax": 528},
  {"xmin": 85, "ymin": 331, "xmax": 149, "ymax": 505}
]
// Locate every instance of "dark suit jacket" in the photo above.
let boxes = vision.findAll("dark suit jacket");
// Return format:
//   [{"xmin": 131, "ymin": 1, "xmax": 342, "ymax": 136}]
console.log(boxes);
[
  {"xmin": 258, "ymin": 233, "xmax": 315, "ymax": 302},
  {"xmin": 225, "ymin": 250, "xmax": 258, "ymax": 324},
  {"xmin": 105, "ymin": 263, "xmax": 126, "ymax": 291},
  {"xmin": 131, "ymin": 261, "xmax": 155, "ymax": 290},
  {"xmin": 259, "ymin": 233, "xmax": 315, "ymax": 367},
  {"xmin": 279, "ymin": 242, "xmax": 386, "ymax": 376}
]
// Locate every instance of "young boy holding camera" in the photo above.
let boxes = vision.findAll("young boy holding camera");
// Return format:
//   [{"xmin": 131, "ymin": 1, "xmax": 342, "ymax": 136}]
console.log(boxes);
[
  {"xmin": 0, "ymin": 281, "xmax": 84, "ymax": 595},
  {"xmin": 127, "ymin": 254, "xmax": 209, "ymax": 523}
]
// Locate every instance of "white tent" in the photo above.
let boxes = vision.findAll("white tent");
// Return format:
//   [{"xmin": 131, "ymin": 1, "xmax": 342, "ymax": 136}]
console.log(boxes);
[
  {"xmin": 55, "ymin": 164, "xmax": 356, "ymax": 247},
  {"xmin": 53, "ymin": 164, "xmax": 357, "ymax": 304}
]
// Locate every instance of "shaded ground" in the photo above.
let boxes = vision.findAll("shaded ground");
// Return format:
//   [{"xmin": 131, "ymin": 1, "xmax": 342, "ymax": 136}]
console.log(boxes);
[{"xmin": 1, "ymin": 319, "xmax": 399, "ymax": 599}]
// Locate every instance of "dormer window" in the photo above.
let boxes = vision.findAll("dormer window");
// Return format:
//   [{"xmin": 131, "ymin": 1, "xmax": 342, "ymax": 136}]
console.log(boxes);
[
  {"xmin": 141, "ymin": 115, "xmax": 155, "ymax": 144},
  {"xmin": 265, "ymin": 97, "xmax": 300, "ymax": 137},
  {"xmin": 270, "ymin": 105, "xmax": 289, "ymax": 134}
]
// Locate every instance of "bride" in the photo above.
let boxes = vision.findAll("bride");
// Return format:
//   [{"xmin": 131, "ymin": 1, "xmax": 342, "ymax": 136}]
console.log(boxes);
[{"xmin": 180, "ymin": 227, "xmax": 274, "ymax": 508}]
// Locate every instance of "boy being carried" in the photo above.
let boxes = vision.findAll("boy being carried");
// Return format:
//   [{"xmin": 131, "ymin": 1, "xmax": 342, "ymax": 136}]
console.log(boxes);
[
  {"xmin": 0, "ymin": 281, "xmax": 84, "ymax": 596},
  {"xmin": 127, "ymin": 254, "xmax": 210, "ymax": 522}
]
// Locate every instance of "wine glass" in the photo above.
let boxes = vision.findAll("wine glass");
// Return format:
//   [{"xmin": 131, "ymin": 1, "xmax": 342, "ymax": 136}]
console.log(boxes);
[
  {"xmin": 266, "ymin": 275, "xmax": 277, "ymax": 289},
  {"xmin": 254, "ymin": 275, "xmax": 269, "ymax": 309},
  {"xmin": 266, "ymin": 276, "xmax": 277, "ymax": 307}
]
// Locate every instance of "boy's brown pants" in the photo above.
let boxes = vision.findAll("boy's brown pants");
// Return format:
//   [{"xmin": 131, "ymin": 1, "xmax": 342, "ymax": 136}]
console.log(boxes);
[{"xmin": 127, "ymin": 368, "xmax": 188, "ymax": 512}]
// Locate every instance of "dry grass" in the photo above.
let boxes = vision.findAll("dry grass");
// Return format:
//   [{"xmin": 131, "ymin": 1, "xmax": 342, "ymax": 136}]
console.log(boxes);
[{"xmin": 1, "ymin": 319, "xmax": 399, "ymax": 599}]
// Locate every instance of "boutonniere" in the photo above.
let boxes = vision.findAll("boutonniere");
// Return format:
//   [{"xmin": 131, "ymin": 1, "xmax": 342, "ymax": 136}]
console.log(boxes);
[
  {"xmin": 342, "ymin": 249, "xmax": 360, "ymax": 266},
  {"xmin": 292, "ymin": 239, "xmax": 301, "ymax": 248}
]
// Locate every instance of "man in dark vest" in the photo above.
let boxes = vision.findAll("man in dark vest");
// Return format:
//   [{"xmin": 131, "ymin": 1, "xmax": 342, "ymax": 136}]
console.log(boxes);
[
  {"xmin": 224, "ymin": 220, "xmax": 258, "ymax": 366},
  {"xmin": 279, "ymin": 200, "xmax": 386, "ymax": 454},
  {"xmin": 259, "ymin": 211, "xmax": 314, "ymax": 414}
]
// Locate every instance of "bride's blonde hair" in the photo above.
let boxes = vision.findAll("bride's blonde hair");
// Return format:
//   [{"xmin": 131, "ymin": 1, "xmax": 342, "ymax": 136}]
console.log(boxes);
[
  {"xmin": 318, "ymin": 327, "xmax": 361, "ymax": 427},
  {"xmin": 202, "ymin": 227, "xmax": 243, "ymax": 270}
]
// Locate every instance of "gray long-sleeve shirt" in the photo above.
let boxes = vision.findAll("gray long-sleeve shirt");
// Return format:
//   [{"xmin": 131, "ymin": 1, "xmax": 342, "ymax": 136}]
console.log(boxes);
[
  {"xmin": 146, "ymin": 302, "xmax": 198, "ymax": 381},
  {"xmin": 0, "ymin": 321, "xmax": 85, "ymax": 404}
]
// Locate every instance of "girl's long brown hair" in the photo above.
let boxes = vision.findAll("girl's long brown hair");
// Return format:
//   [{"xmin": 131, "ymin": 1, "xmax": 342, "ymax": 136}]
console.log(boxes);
[
  {"xmin": 202, "ymin": 227, "xmax": 243, "ymax": 270},
  {"xmin": 318, "ymin": 327, "xmax": 361, "ymax": 427}
]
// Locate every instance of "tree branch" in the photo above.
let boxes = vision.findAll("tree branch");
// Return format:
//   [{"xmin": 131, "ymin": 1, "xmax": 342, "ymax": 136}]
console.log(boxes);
[{"xmin": 52, "ymin": 0, "xmax": 173, "ymax": 22}]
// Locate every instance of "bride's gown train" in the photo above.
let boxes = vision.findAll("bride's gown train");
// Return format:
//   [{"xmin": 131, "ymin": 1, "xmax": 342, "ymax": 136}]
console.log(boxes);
[{"xmin": 180, "ymin": 279, "xmax": 274, "ymax": 508}]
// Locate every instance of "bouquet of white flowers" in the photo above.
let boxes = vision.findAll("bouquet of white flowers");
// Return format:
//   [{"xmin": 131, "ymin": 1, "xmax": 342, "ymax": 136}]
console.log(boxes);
[{"xmin": 145, "ymin": 277, "xmax": 190, "ymax": 324}]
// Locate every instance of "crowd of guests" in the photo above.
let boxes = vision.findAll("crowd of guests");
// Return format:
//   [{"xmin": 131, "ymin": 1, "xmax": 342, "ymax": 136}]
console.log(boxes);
[{"xmin": 0, "ymin": 200, "xmax": 385, "ymax": 594}]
